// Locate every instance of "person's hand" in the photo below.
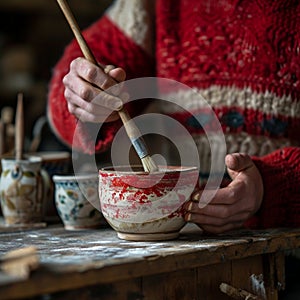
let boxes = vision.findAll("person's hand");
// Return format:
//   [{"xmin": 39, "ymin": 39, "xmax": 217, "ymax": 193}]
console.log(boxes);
[
  {"xmin": 183, "ymin": 153, "xmax": 263, "ymax": 234},
  {"xmin": 63, "ymin": 57, "xmax": 126, "ymax": 123}
]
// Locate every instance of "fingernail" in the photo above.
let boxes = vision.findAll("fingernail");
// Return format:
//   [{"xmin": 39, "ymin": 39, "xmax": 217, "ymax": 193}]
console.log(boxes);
[
  {"xmin": 104, "ymin": 64, "xmax": 116, "ymax": 74},
  {"xmin": 193, "ymin": 192, "xmax": 200, "ymax": 201},
  {"xmin": 188, "ymin": 202, "xmax": 193, "ymax": 211},
  {"xmin": 186, "ymin": 213, "xmax": 192, "ymax": 222}
]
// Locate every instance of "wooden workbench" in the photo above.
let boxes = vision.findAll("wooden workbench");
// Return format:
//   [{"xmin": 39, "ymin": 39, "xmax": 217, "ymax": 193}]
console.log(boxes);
[{"xmin": 0, "ymin": 223, "xmax": 299, "ymax": 300}]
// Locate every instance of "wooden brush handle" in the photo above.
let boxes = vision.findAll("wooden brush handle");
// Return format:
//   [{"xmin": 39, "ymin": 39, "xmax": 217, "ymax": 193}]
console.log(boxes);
[{"xmin": 56, "ymin": 0, "xmax": 97, "ymax": 65}]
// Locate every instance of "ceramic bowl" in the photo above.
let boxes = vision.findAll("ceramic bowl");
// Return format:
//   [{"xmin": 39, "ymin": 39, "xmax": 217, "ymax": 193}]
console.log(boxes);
[
  {"xmin": 99, "ymin": 165, "xmax": 199, "ymax": 241},
  {"xmin": 53, "ymin": 174, "xmax": 105, "ymax": 230}
]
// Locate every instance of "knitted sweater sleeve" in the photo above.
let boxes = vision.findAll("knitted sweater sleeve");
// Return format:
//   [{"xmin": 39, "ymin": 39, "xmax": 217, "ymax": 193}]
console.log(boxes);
[
  {"xmin": 245, "ymin": 147, "xmax": 300, "ymax": 229},
  {"xmin": 47, "ymin": 4, "xmax": 155, "ymax": 154}
]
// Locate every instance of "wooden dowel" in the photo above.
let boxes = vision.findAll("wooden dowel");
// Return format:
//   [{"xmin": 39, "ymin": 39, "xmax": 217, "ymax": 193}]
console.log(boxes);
[
  {"xmin": 1, "ymin": 246, "xmax": 39, "ymax": 279},
  {"xmin": 15, "ymin": 93, "xmax": 24, "ymax": 161},
  {"xmin": 219, "ymin": 283, "xmax": 261, "ymax": 300}
]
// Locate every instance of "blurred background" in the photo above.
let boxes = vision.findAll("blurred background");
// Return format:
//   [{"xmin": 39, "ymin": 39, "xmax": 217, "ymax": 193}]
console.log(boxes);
[{"xmin": 0, "ymin": 0, "xmax": 112, "ymax": 153}]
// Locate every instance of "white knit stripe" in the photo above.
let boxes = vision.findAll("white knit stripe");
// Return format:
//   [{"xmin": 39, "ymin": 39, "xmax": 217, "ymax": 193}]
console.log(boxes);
[
  {"xmin": 196, "ymin": 133, "xmax": 298, "ymax": 174},
  {"xmin": 160, "ymin": 132, "xmax": 299, "ymax": 175},
  {"xmin": 159, "ymin": 85, "xmax": 300, "ymax": 118},
  {"xmin": 106, "ymin": 0, "xmax": 155, "ymax": 56},
  {"xmin": 225, "ymin": 132, "xmax": 297, "ymax": 156}
]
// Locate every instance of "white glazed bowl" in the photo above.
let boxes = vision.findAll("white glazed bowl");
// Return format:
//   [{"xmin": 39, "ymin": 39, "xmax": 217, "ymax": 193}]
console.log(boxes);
[
  {"xmin": 53, "ymin": 174, "xmax": 105, "ymax": 230},
  {"xmin": 99, "ymin": 165, "xmax": 199, "ymax": 241}
]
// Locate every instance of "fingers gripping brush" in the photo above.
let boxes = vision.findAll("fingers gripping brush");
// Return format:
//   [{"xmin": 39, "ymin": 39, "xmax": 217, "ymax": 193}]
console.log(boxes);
[{"xmin": 56, "ymin": 0, "xmax": 158, "ymax": 173}]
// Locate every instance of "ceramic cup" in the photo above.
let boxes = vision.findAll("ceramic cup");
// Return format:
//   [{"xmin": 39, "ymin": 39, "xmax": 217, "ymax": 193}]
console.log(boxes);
[
  {"xmin": 99, "ymin": 165, "xmax": 199, "ymax": 241},
  {"xmin": 53, "ymin": 174, "xmax": 105, "ymax": 230},
  {"xmin": 0, "ymin": 156, "xmax": 49, "ymax": 226}
]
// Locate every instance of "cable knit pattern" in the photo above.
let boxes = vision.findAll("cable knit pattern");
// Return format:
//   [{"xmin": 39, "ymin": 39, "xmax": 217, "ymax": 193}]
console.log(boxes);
[
  {"xmin": 156, "ymin": 0, "xmax": 300, "ymax": 97},
  {"xmin": 247, "ymin": 147, "xmax": 300, "ymax": 228},
  {"xmin": 48, "ymin": 0, "xmax": 300, "ymax": 229}
]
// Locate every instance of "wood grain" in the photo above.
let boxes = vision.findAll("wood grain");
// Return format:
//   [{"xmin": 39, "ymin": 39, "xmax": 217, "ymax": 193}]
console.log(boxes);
[{"xmin": 0, "ymin": 225, "xmax": 299, "ymax": 299}]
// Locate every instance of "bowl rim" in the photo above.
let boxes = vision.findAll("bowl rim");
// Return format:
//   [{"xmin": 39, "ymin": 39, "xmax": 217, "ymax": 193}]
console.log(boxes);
[
  {"xmin": 99, "ymin": 165, "xmax": 198, "ymax": 175},
  {"xmin": 1, "ymin": 155, "xmax": 42, "ymax": 164},
  {"xmin": 53, "ymin": 173, "xmax": 98, "ymax": 181},
  {"xmin": 26, "ymin": 151, "xmax": 70, "ymax": 161}
]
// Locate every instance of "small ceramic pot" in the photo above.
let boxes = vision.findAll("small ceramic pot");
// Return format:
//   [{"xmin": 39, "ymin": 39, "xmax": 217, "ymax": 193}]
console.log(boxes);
[
  {"xmin": 53, "ymin": 174, "xmax": 105, "ymax": 230},
  {"xmin": 99, "ymin": 165, "xmax": 199, "ymax": 241},
  {"xmin": 0, "ymin": 156, "xmax": 48, "ymax": 225}
]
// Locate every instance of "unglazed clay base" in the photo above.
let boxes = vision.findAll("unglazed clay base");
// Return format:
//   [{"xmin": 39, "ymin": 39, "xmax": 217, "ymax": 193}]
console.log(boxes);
[{"xmin": 117, "ymin": 231, "xmax": 179, "ymax": 241}]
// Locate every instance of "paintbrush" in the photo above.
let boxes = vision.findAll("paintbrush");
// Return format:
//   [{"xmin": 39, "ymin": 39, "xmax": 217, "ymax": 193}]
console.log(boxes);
[{"xmin": 56, "ymin": 0, "xmax": 158, "ymax": 173}]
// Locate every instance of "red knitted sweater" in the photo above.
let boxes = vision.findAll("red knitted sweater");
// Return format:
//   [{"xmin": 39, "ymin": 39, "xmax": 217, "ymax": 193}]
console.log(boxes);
[{"xmin": 48, "ymin": 0, "xmax": 300, "ymax": 229}]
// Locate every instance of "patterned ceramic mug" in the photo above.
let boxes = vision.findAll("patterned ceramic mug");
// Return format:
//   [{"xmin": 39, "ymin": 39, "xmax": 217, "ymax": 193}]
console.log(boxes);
[
  {"xmin": 0, "ymin": 156, "xmax": 49, "ymax": 225},
  {"xmin": 53, "ymin": 174, "xmax": 105, "ymax": 230}
]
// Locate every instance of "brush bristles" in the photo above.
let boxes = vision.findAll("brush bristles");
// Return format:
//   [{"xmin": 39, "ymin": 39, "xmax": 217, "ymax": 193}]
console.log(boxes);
[{"xmin": 141, "ymin": 155, "xmax": 159, "ymax": 173}]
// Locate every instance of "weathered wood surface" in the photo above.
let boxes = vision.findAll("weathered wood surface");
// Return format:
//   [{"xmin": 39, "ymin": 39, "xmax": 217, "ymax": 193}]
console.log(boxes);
[{"xmin": 0, "ymin": 224, "xmax": 299, "ymax": 299}]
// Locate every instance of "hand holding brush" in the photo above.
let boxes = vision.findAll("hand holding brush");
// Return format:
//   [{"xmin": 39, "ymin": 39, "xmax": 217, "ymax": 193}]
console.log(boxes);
[{"xmin": 56, "ymin": 0, "xmax": 158, "ymax": 173}]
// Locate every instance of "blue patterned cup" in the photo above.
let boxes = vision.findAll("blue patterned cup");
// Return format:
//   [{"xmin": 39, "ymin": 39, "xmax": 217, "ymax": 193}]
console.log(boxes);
[{"xmin": 53, "ymin": 174, "xmax": 105, "ymax": 230}]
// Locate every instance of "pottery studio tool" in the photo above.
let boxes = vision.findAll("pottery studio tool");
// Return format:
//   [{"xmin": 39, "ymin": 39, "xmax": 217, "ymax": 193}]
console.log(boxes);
[
  {"xmin": 56, "ymin": 0, "xmax": 158, "ymax": 173},
  {"xmin": 29, "ymin": 116, "xmax": 47, "ymax": 153},
  {"xmin": 0, "ymin": 246, "xmax": 39, "ymax": 279},
  {"xmin": 15, "ymin": 93, "xmax": 24, "ymax": 160}
]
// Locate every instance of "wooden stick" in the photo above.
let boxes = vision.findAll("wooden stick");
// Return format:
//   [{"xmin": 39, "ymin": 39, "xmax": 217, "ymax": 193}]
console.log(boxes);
[
  {"xmin": 0, "ymin": 246, "xmax": 39, "ymax": 279},
  {"xmin": 56, "ymin": 0, "xmax": 158, "ymax": 172},
  {"xmin": 219, "ymin": 283, "xmax": 261, "ymax": 300},
  {"xmin": 29, "ymin": 116, "xmax": 47, "ymax": 153},
  {"xmin": 15, "ymin": 93, "xmax": 24, "ymax": 161}
]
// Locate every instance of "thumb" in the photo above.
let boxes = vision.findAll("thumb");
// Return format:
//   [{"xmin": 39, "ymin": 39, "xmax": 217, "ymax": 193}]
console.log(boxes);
[{"xmin": 225, "ymin": 153, "xmax": 253, "ymax": 179}]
